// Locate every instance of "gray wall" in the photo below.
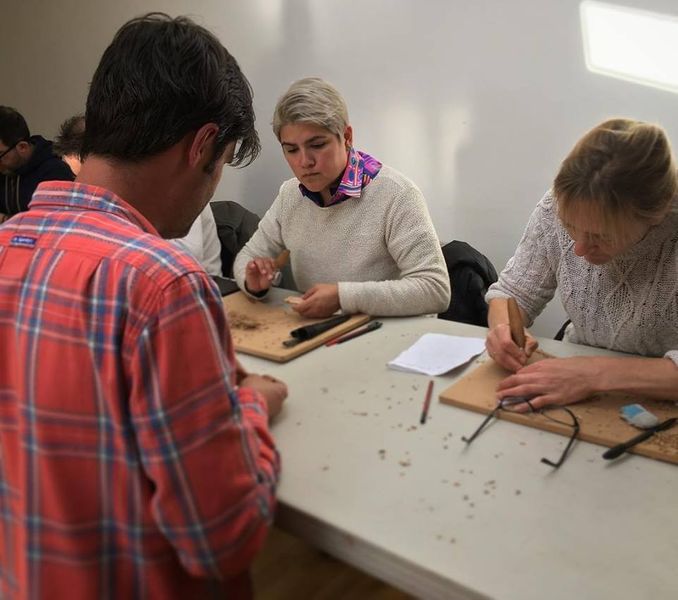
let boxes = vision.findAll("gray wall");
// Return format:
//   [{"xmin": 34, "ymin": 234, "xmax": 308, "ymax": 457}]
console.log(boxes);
[{"xmin": 2, "ymin": 0, "xmax": 677, "ymax": 336}]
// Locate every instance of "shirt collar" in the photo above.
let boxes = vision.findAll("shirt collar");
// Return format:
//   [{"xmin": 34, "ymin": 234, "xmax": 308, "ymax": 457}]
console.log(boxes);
[
  {"xmin": 29, "ymin": 181, "xmax": 160, "ymax": 235},
  {"xmin": 299, "ymin": 147, "xmax": 382, "ymax": 207}
]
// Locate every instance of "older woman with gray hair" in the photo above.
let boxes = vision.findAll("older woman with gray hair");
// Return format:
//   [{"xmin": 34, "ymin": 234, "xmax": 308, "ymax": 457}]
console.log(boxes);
[{"xmin": 233, "ymin": 77, "xmax": 450, "ymax": 318}]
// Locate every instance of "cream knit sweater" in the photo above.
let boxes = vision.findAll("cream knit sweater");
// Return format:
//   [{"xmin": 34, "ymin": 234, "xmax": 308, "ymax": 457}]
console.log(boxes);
[
  {"xmin": 487, "ymin": 190, "xmax": 678, "ymax": 365},
  {"xmin": 233, "ymin": 165, "xmax": 450, "ymax": 316}
]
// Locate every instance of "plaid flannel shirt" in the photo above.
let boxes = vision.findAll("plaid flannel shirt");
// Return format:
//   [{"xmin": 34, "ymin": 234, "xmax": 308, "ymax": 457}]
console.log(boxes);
[{"xmin": 0, "ymin": 181, "xmax": 279, "ymax": 599}]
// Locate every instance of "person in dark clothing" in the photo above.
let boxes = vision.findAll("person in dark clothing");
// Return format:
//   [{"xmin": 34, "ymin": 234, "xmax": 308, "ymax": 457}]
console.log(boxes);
[{"xmin": 0, "ymin": 106, "xmax": 74, "ymax": 221}]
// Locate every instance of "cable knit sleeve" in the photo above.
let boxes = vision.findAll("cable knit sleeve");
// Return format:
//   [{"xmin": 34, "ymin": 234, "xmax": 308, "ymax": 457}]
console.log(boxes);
[
  {"xmin": 232, "ymin": 186, "xmax": 286, "ymax": 298},
  {"xmin": 338, "ymin": 185, "xmax": 450, "ymax": 316},
  {"xmin": 485, "ymin": 191, "xmax": 560, "ymax": 326}
]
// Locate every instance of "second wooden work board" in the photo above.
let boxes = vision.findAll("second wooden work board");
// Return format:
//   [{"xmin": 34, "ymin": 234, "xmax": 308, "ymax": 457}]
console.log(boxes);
[
  {"xmin": 439, "ymin": 351, "xmax": 678, "ymax": 465},
  {"xmin": 223, "ymin": 291, "xmax": 370, "ymax": 362}
]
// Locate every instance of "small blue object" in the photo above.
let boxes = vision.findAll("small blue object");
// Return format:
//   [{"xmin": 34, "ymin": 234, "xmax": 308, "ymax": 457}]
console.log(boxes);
[{"xmin": 620, "ymin": 404, "xmax": 659, "ymax": 429}]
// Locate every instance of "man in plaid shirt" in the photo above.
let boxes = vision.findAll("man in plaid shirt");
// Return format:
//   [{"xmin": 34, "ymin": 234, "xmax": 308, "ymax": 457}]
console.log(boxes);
[{"xmin": 0, "ymin": 13, "xmax": 287, "ymax": 599}]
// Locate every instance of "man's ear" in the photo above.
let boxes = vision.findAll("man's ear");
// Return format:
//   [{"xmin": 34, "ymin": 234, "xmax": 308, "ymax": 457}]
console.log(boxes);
[
  {"xmin": 15, "ymin": 140, "xmax": 32, "ymax": 159},
  {"xmin": 189, "ymin": 123, "xmax": 219, "ymax": 168}
]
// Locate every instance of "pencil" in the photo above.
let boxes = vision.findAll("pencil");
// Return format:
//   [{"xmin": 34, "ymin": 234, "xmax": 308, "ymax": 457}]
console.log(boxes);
[
  {"xmin": 325, "ymin": 321, "xmax": 382, "ymax": 346},
  {"xmin": 420, "ymin": 380, "xmax": 434, "ymax": 425}
]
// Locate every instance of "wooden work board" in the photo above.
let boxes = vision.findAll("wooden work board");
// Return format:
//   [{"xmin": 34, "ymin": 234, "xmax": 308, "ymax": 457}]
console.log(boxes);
[
  {"xmin": 223, "ymin": 292, "xmax": 370, "ymax": 362},
  {"xmin": 439, "ymin": 350, "xmax": 678, "ymax": 465}
]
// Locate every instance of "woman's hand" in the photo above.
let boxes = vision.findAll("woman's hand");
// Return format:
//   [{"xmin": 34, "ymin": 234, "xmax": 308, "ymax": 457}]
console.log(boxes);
[
  {"xmin": 245, "ymin": 257, "xmax": 278, "ymax": 294},
  {"xmin": 496, "ymin": 357, "xmax": 600, "ymax": 411},
  {"xmin": 486, "ymin": 323, "xmax": 539, "ymax": 372},
  {"xmin": 293, "ymin": 283, "xmax": 340, "ymax": 318}
]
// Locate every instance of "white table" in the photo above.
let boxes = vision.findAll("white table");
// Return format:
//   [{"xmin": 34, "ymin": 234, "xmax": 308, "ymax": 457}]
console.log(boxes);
[{"xmin": 236, "ymin": 294, "xmax": 678, "ymax": 600}]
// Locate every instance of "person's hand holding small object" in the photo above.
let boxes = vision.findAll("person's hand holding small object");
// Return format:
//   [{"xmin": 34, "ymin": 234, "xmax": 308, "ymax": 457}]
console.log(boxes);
[
  {"xmin": 486, "ymin": 297, "xmax": 539, "ymax": 372},
  {"xmin": 245, "ymin": 257, "xmax": 277, "ymax": 293},
  {"xmin": 293, "ymin": 283, "xmax": 340, "ymax": 318},
  {"xmin": 244, "ymin": 249, "xmax": 289, "ymax": 294}
]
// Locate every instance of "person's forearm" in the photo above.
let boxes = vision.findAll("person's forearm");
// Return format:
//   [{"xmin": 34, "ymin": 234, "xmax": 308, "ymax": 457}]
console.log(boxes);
[
  {"xmin": 338, "ymin": 274, "xmax": 449, "ymax": 316},
  {"xmin": 487, "ymin": 298, "xmax": 528, "ymax": 329},
  {"xmin": 595, "ymin": 356, "xmax": 678, "ymax": 400},
  {"xmin": 233, "ymin": 201, "xmax": 284, "ymax": 293}
]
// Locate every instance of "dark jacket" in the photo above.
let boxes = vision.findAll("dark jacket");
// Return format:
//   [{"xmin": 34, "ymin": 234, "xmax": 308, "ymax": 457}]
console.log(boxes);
[
  {"xmin": 1, "ymin": 135, "xmax": 74, "ymax": 216},
  {"xmin": 209, "ymin": 200, "xmax": 260, "ymax": 277},
  {"xmin": 438, "ymin": 240, "xmax": 498, "ymax": 327}
]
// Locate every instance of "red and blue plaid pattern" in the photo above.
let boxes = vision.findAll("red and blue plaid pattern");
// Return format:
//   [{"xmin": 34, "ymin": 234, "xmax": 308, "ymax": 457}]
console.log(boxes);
[
  {"xmin": 0, "ymin": 181, "xmax": 279, "ymax": 599},
  {"xmin": 300, "ymin": 147, "xmax": 382, "ymax": 206}
]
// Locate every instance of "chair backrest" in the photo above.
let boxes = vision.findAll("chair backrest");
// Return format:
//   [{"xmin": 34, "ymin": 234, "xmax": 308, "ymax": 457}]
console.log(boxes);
[
  {"xmin": 554, "ymin": 320, "xmax": 571, "ymax": 341},
  {"xmin": 209, "ymin": 201, "xmax": 260, "ymax": 277},
  {"xmin": 438, "ymin": 240, "xmax": 498, "ymax": 327}
]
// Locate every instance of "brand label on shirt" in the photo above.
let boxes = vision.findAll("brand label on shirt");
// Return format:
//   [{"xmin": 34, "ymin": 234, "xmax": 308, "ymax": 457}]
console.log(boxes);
[{"xmin": 10, "ymin": 235, "xmax": 37, "ymax": 248}]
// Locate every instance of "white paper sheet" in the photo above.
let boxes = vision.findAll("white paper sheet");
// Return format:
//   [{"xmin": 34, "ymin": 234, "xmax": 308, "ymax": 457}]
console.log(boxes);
[{"xmin": 388, "ymin": 333, "xmax": 486, "ymax": 376}]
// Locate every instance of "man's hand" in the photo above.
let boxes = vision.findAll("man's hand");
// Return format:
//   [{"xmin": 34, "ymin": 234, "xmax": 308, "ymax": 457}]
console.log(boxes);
[
  {"xmin": 486, "ymin": 323, "xmax": 538, "ymax": 372},
  {"xmin": 234, "ymin": 358, "xmax": 249, "ymax": 385},
  {"xmin": 245, "ymin": 257, "xmax": 278, "ymax": 294},
  {"xmin": 496, "ymin": 357, "xmax": 601, "ymax": 411},
  {"xmin": 293, "ymin": 283, "xmax": 340, "ymax": 318},
  {"xmin": 240, "ymin": 373, "xmax": 288, "ymax": 419}
]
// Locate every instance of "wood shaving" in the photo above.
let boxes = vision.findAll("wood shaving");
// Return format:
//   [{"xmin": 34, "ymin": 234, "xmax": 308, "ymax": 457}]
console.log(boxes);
[{"xmin": 228, "ymin": 311, "xmax": 261, "ymax": 330}]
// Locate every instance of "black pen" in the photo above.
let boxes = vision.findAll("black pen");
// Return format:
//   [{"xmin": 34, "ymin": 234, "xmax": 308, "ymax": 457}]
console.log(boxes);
[{"xmin": 325, "ymin": 321, "xmax": 383, "ymax": 346}]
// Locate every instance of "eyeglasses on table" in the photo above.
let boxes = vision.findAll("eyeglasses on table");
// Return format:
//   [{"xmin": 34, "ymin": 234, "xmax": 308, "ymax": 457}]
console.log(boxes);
[{"xmin": 461, "ymin": 396, "xmax": 580, "ymax": 468}]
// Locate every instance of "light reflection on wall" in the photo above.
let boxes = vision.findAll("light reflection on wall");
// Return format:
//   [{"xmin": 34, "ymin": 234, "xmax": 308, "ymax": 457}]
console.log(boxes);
[
  {"xmin": 377, "ymin": 104, "xmax": 432, "ymax": 187},
  {"xmin": 580, "ymin": 1, "xmax": 678, "ymax": 94},
  {"xmin": 438, "ymin": 105, "xmax": 472, "ymax": 193}
]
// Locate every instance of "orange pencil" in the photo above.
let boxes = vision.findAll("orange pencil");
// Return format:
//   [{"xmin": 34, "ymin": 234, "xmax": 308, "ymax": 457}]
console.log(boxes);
[{"xmin": 420, "ymin": 380, "xmax": 434, "ymax": 425}]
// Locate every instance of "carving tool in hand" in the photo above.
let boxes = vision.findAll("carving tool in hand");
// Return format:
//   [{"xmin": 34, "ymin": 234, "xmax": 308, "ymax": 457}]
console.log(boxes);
[
  {"xmin": 504, "ymin": 298, "xmax": 531, "ymax": 405},
  {"xmin": 271, "ymin": 249, "xmax": 290, "ymax": 286},
  {"xmin": 507, "ymin": 297, "xmax": 526, "ymax": 350}
]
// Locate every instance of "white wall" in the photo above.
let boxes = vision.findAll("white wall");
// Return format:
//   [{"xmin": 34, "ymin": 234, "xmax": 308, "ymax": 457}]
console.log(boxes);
[{"xmin": 2, "ymin": 0, "xmax": 677, "ymax": 336}]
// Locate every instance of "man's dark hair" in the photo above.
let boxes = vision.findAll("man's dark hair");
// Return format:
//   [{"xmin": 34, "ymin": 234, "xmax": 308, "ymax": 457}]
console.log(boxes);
[
  {"xmin": 0, "ymin": 106, "xmax": 30, "ymax": 147},
  {"xmin": 82, "ymin": 13, "xmax": 260, "ymax": 171},
  {"xmin": 54, "ymin": 114, "xmax": 85, "ymax": 158}
]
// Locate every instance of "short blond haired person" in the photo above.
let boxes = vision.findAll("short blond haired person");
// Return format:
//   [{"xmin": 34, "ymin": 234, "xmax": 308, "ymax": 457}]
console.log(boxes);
[
  {"xmin": 233, "ymin": 77, "xmax": 450, "ymax": 318},
  {"xmin": 486, "ymin": 119, "xmax": 678, "ymax": 409}
]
